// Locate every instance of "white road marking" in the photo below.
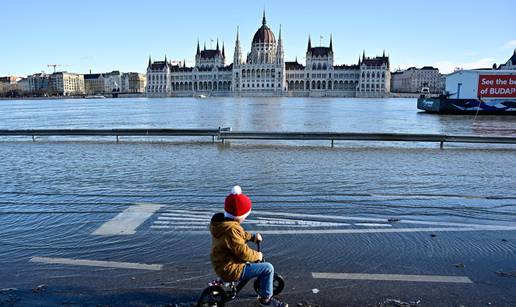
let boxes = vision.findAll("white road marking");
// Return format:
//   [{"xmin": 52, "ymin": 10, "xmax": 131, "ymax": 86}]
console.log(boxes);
[
  {"xmin": 157, "ymin": 216, "xmax": 208, "ymax": 221},
  {"xmin": 151, "ymin": 226, "xmax": 516, "ymax": 235},
  {"xmin": 355, "ymin": 223, "xmax": 392, "ymax": 227},
  {"xmin": 92, "ymin": 203, "xmax": 163, "ymax": 235},
  {"xmin": 397, "ymin": 219, "xmax": 510, "ymax": 229},
  {"xmin": 151, "ymin": 225, "xmax": 208, "ymax": 230},
  {"xmin": 256, "ymin": 211, "xmax": 388, "ymax": 222},
  {"xmin": 151, "ymin": 223, "xmax": 329, "ymax": 229},
  {"xmin": 161, "ymin": 212, "xmax": 214, "ymax": 218},
  {"xmin": 162, "ymin": 209, "xmax": 216, "ymax": 218},
  {"xmin": 154, "ymin": 220, "xmax": 207, "ymax": 225},
  {"xmin": 253, "ymin": 218, "xmax": 349, "ymax": 226},
  {"xmin": 255, "ymin": 211, "xmax": 512, "ymax": 229},
  {"xmin": 30, "ymin": 257, "xmax": 162, "ymax": 271},
  {"xmin": 159, "ymin": 211, "xmax": 350, "ymax": 226},
  {"xmin": 154, "ymin": 208, "xmax": 516, "ymax": 235},
  {"xmin": 312, "ymin": 272, "xmax": 473, "ymax": 284}
]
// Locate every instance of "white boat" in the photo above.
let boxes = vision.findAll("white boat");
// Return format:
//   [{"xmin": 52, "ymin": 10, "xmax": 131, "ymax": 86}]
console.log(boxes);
[
  {"xmin": 85, "ymin": 95, "xmax": 106, "ymax": 99},
  {"xmin": 194, "ymin": 94, "xmax": 208, "ymax": 99}
]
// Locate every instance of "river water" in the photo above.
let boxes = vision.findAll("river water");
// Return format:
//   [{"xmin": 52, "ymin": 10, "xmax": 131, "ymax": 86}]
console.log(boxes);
[
  {"xmin": 0, "ymin": 97, "xmax": 515, "ymax": 306},
  {"xmin": 1, "ymin": 97, "xmax": 516, "ymax": 135}
]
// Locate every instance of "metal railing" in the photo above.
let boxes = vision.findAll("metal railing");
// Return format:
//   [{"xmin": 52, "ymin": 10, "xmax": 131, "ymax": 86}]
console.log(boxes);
[
  {"xmin": 218, "ymin": 131, "xmax": 516, "ymax": 148},
  {"xmin": 0, "ymin": 128, "xmax": 231, "ymax": 143},
  {"xmin": 0, "ymin": 128, "xmax": 515, "ymax": 148}
]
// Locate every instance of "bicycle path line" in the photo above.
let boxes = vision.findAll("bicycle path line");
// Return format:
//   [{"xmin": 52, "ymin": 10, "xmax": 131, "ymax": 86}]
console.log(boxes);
[
  {"xmin": 154, "ymin": 225, "xmax": 516, "ymax": 235},
  {"xmin": 92, "ymin": 203, "xmax": 163, "ymax": 235},
  {"xmin": 30, "ymin": 256, "xmax": 162, "ymax": 271},
  {"xmin": 158, "ymin": 208, "xmax": 516, "ymax": 230},
  {"xmin": 158, "ymin": 216, "xmax": 208, "ymax": 221},
  {"xmin": 159, "ymin": 212, "xmax": 352, "ymax": 226},
  {"xmin": 163, "ymin": 209, "xmax": 385, "ymax": 223},
  {"xmin": 312, "ymin": 272, "xmax": 473, "ymax": 284},
  {"xmin": 155, "ymin": 217, "xmax": 350, "ymax": 227},
  {"xmin": 255, "ymin": 211, "xmax": 512, "ymax": 229}
]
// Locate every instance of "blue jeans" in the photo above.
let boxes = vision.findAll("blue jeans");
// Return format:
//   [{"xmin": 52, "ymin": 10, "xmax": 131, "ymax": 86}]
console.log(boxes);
[{"xmin": 240, "ymin": 262, "xmax": 274, "ymax": 298}]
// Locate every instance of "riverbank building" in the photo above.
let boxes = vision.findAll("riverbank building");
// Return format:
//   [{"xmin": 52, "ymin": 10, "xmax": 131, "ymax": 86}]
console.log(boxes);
[{"xmin": 146, "ymin": 12, "xmax": 390, "ymax": 98}]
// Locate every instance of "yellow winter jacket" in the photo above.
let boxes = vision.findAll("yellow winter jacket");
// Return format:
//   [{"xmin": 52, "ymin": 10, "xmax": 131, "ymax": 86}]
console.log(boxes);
[{"xmin": 210, "ymin": 213, "xmax": 260, "ymax": 281}]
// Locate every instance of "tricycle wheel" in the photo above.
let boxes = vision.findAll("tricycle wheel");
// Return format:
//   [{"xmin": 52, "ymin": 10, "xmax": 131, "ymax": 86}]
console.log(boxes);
[
  {"xmin": 197, "ymin": 285, "xmax": 227, "ymax": 307},
  {"xmin": 253, "ymin": 273, "xmax": 285, "ymax": 296}
]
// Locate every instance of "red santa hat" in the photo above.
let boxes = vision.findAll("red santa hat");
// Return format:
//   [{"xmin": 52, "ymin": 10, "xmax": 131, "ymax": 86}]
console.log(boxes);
[{"xmin": 224, "ymin": 185, "xmax": 252, "ymax": 220}]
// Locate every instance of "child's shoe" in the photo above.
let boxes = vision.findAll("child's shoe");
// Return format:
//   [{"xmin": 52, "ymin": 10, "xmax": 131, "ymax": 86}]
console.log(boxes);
[{"xmin": 259, "ymin": 297, "xmax": 288, "ymax": 307}]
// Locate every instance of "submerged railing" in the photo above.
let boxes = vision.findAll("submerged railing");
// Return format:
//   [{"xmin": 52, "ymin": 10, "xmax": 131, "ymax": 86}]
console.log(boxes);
[{"xmin": 0, "ymin": 128, "xmax": 515, "ymax": 148}]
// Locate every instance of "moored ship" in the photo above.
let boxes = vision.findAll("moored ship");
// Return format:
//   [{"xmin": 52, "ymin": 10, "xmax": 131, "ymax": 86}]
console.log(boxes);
[{"xmin": 418, "ymin": 70, "xmax": 516, "ymax": 114}]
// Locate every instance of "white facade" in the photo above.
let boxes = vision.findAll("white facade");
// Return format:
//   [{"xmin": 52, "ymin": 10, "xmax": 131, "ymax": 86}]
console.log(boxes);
[
  {"xmin": 121, "ymin": 72, "xmax": 146, "ymax": 93},
  {"xmin": 146, "ymin": 12, "xmax": 391, "ymax": 98},
  {"xmin": 50, "ymin": 72, "xmax": 85, "ymax": 96},
  {"xmin": 391, "ymin": 66, "xmax": 442, "ymax": 93},
  {"xmin": 103, "ymin": 71, "xmax": 122, "ymax": 94},
  {"xmin": 85, "ymin": 71, "xmax": 144, "ymax": 95}
]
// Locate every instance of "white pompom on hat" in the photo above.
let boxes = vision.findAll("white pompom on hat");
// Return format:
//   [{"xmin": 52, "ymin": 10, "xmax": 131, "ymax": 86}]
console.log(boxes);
[{"xmin": 231, "ymin": 185, "xmax": 242, "ymax": 195}]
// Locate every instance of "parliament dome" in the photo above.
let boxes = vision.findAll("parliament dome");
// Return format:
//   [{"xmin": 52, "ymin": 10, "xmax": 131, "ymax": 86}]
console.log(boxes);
[{"xmin": 252, "ymin": 13, "xmax": 276, "ymax": 45}]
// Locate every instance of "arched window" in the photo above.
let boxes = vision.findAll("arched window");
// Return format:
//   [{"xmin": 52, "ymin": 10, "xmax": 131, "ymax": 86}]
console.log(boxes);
[{"xmin": 312, "ymin": 63, "xmax": 317, "ymax": 70}]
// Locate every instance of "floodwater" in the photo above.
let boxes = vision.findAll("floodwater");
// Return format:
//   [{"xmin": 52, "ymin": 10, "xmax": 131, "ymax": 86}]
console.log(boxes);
[{"xmin": 0, "ymin": 97, "xmax": 515, "ymax": 306}]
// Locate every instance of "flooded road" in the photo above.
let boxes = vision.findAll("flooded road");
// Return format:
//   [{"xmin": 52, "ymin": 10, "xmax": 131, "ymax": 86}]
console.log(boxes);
[{"xmin": 0, "ymin": 98, "xmax": 515, "ymax": 306}]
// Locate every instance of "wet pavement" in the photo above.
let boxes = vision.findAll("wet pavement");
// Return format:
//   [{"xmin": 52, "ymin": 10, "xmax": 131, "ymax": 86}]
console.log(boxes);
[{"xmin": 0, "ymin": 98, "xmax": 515, "ymax": 306}]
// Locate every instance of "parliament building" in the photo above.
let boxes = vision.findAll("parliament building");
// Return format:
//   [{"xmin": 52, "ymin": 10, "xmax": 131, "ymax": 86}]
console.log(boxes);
[{"xmin": 146, "ymin": 12, "xmax": 391, "ymax": 98}]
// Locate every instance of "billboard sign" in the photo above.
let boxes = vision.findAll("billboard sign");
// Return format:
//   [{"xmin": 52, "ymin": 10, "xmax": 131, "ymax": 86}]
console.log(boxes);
[{"xmin": 478, "ymin": 75, "xmax": 516, "ymax": 98}]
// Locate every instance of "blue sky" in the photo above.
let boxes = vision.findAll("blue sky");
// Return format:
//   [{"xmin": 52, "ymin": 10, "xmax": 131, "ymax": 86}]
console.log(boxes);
[{"xmin": 2, "ymin": 0, "xmax": 516, "ymax": 76}]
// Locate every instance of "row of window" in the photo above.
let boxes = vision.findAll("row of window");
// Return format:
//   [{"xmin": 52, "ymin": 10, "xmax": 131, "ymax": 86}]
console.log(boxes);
[
  {"xmin": 361, "ymin": 71, "xmax": 386, "ymax": 78},
  {"xmin": 149, "ymin": 74, "xmax": 231, "ymax": 81},
  {"xmin": 241, "ymin": 83, "xmax": 278, "ymax": 88},
  {"xmin": 288, "ymin": 80, "xmax": 358, "ymax": 91},
  {"xmin": 360, "ymin": 83, "xmax": 385, "ymax": 89}
]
